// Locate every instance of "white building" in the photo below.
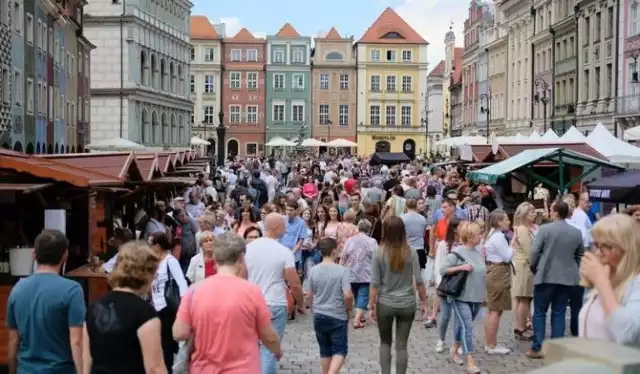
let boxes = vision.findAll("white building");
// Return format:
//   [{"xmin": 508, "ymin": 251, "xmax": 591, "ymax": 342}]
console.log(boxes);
[
  {"xmin": 426, "ymin": 61, "xmax": 444, "ymax": 150},
  {"xmin": 84, "ymin": 0, "xmax": 193, "ymax": 147}
]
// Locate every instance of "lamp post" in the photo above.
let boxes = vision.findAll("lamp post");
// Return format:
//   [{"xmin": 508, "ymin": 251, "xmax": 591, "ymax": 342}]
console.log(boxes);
[
  {"xmin": 216, "ymin": 111, "xmax": 226, "ymax": 168},
  {"xmin": 534, "ymin": 78, "xmax": 550, "ymax": 132},
  {"xmin": 326, "ymin": 120, "xmax": 332, "ymax": 155},
  {"xmin": 420, "ymin": 117, "xmax": 428, "ymax": 155},
  {"xmin": 479, "ymin": 93, "xmax": 490, "ymax": 142}
]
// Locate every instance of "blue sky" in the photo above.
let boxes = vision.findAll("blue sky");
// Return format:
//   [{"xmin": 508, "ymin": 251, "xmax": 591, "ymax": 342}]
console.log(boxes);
[{"xmin": 192, "ymin": 0, "xmax": 469, "ymax": 68}]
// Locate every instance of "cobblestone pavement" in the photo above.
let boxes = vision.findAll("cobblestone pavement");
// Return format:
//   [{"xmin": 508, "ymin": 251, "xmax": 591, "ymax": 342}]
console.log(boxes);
[{"xmin": 278, "ymin": 310, "xmax": 545, "ymax": 374}]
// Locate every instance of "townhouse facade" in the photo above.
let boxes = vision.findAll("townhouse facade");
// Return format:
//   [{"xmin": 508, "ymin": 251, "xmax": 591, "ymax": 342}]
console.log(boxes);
[
  {"xmin": 0, "ymin": 0, "xmax": 11, "ymax": 147},
  {"xmin": 265, "ymin": 23, "xmax": 312, "ymax": 143},
  {"xmin": 484, "ymin": 8, "xmax": 508, "ymax": 135},
  {"xmin": 85, "ymin": 0, "xmax": 193, "ymax": 148},
  {"xmin": 221, "ymin": 28, "xmax": 267, "ymax": 157},
  {"xmin": 476, "ymin": 7, "xmax": 494, "ymax": 137},
  {"xmin": 618, "ymin": 0, "xmax": 640, "ymax": 134},
  {"xmin": 311, "ymin": 27, "xmax": 357, "ymax": 146},
  {"xmin": 189, "ymin": 16, "xmax": 222, "ymax": 154},
  {"xmin": 426, "ymin": 60, "xmax": 444, "ymax": 149},
  {"xmin": 461, "ymin": 0, "xmax": 486, "ymax": 135},
  {"xmin": 530, "ymin": 0, "xmax": 554, "ymax": 133},
  {"xmin": 356, "ymin": 7, "xmax": 429, "ymax": 156}
]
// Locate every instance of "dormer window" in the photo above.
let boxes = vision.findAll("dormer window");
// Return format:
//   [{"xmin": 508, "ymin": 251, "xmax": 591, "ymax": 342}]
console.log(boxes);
[
  {"xmin": 325, "ymin": 51, "xmax": 344, "ymax": 61},
  {"xmin": 381, "ymin": 31, "xmax": 404, "ymax": 39}
]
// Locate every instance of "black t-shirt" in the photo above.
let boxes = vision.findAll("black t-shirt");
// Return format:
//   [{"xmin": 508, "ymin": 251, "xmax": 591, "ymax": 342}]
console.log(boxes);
[
  {"xmin": 86, "ymin": 291, "xmax": 157, "ymax": 374},
  {"xmin": 383, "ymin": 178, "xmax": 400, "ymax": 200}
]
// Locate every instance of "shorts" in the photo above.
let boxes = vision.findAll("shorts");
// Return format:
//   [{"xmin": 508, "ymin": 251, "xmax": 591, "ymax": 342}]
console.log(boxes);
[
  {"xmin": 313, "ymin": 314, "xmax": 349, "ymax": 357},
  {"xmin": 350, "ymin": 282, "xmax": 370, "ymax": 310},
  {"xmin": 416, "ymin": 249, "xmax": 427, "ymax": 269}
]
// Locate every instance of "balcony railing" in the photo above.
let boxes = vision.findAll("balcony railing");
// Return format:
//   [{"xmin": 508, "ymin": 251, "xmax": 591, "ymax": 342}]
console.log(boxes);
[{"xmin": 617, "ymin": 94, "xmax": 640, "ymax": 116}]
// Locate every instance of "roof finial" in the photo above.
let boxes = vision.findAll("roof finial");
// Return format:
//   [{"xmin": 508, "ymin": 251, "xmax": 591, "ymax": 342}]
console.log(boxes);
[{"xmin": 449, "ymin": 20, "xmax": 454, "ymax": 30}]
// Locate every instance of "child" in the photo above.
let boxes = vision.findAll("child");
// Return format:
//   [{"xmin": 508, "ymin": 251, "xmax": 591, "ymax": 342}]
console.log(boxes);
[{"xmin": 304, "ymin": 238, "xmax": 353, "ymax": 374}]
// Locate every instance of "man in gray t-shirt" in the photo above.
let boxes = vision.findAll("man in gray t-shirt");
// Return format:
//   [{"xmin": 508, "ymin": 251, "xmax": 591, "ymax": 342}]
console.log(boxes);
[
  {"xmin": 400, "ymin": 199, "xmax": 429, "ymax": 269},
  {"xmin": 304, "ymin": 262, "xmax": 351, "ymax": 321}
]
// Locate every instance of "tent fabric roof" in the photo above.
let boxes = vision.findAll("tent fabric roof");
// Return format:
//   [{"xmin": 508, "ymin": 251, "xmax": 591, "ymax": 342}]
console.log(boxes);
[
  {"xmin": 369, "ymin": 152, "xmax": 411, "ymax": 165},
  {"xmin": 586, "ymin": 123, "xmax": 640, "ymax": 164},
  {"xmin": 468, "ymin": 148, "xmax": 622, "ymax": 184},
  {"xmin": 587, "ymin": 171, "xmax": 640, "ymax": 204},
  {"xmin": 561, "ymin": 126, "xmax": 587, "ymax": 142}
]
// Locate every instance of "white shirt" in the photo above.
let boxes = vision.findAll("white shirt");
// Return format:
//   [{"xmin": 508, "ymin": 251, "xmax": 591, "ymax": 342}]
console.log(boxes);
[
  {"xmin": 245, "ymin": 237, "xmax": 296, "ymax": 307},
  {"xmin": 265, "ymin": 175, "xmax": 278, "ymax": 192},
  {"xmin": 226, "ymin": 173, "xmax": 237, "ymax": 186},
  {"xmin": 566, "ymin": 218, "xmax": 590, "ymax": 248},
  {"xmin": 151, "ymin": 255, "xmax": 189, "ymax": 311},
  {"xmin": 484, "ymin": 230, "xmax": 514, "ymax": 263},
  {"xmin": 571, "ymin": 208, "xmax": 592, "ymax": 247}
]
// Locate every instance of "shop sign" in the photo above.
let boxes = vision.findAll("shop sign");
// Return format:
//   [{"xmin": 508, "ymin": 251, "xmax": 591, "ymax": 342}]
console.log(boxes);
[{"xmin": 372, "ymin": 136, "xmax": 396, "ymax": 141}]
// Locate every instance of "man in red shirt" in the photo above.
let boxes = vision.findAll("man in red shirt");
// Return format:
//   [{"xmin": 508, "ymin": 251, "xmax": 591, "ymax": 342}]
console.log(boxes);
[{"xmin": 344, "ymin": 172, "xmax": 357, "ymax": 195}]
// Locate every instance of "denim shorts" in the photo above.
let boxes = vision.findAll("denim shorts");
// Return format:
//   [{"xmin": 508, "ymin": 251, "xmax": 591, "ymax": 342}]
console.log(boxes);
[
  {"xmin": 313, "ymin": 314, "xmax": 349, "ymax": 357},
  {"xmin": 350, "ymin": 282, "xmax": 370, "ymax": 310}
]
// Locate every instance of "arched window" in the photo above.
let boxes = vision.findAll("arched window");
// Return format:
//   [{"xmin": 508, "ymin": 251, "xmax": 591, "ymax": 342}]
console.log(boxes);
[
  {"xmin": 161, "ymin": 112, "xmax": 169, "ymax": 145},
  {"xmin": 141, "ymin": 109, "xmax": 150, "ymax": 144},
  {"xmin": 325, "ymin": 52, "xmax": 344, "ymax": 61},
  {"xmin": 140, "ymin": 50, "xmax": 148, "ymax": 86},
  {"xmin": 160, "ymin": 59, "xmax": 166, "ymax": 91},
  {"xmin": 170, "ymin": 114, "xmax": 177, "ymax": 145},
  {"xmin": 151, "ymin": 110, "xmax": 159, "ymax": 144},
  {"xmin": 151, "ymin": 55, "xmax": 158, "ymax": 88},
  {"xmin": 169, "ymin": 62, "xmax": 176, "ymax": 93},
  {"xmin": 178, "ymin": 65, "xmax": 184, "ymax": 95},
  {"xmin": 178, "ymin": 114, "xmax": 184, "ymax": 145},
  {"xmin": 632, "ymin": 3, "xmax": 640, "ymax": 36}
]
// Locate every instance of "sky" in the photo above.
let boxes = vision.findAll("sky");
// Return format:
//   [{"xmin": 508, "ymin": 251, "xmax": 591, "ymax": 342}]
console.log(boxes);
[{"xmin": 192, "ymin": 0, "xmax": 468, "ymax": 70}]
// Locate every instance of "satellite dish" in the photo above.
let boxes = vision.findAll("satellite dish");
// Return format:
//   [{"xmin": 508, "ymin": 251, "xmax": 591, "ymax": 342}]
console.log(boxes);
[{"xmin": 491, "ymin": 135, "xmax": 499, "ymax": 154}]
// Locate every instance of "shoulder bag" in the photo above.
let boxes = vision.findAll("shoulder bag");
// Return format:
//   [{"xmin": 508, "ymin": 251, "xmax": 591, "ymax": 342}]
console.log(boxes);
[
  {"xmin": 436, "ymin": 252, "xmax": 469, "ymax": 298},
  {"xmin": 165, "ymin": 260, "xmax": 181, "ymax": 311}
]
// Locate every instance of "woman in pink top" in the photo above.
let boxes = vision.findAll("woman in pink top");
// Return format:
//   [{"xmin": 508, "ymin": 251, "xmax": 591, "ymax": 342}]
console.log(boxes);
[{"xmin": 172, "ymin": 233, "xmax": 282, "ymax": 374}]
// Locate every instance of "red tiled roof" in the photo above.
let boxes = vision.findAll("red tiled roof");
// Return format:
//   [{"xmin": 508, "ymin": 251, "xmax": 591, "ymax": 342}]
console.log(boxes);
[
  {"xmin": 190, "ymin": 16, "xmax": 219, "ymax": 40},
  {"xmin": 228, "ymin": 28, "xmax": 264, "ymax": 43},
  {"xmin": 275, "ymin": 23, "xmax": 301, "ymax": 37},
  {"xmin": 428, "ymin": 60, "xmax": 445, "ymax": 77},
  {"xmin": 358, "ymin": 7, "xmax": 427, "ymax": 44},
  {"xmin": 324, "ymin": 27, "xmax": 342, "ymax": 40},
  {"xmin": 452, "ymin": 47, "xmax": 464, "ymax": 84}
]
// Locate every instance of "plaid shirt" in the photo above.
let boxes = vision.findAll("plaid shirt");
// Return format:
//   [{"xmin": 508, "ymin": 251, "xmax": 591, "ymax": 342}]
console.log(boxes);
[{"xmin": 466, "ymin": 204, "xmax": 489, "ymax": 222}]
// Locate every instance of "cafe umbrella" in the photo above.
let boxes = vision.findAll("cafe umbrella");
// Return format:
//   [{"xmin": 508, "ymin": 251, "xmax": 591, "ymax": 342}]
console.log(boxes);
[{"xmin": 587, "ymin": 170, "xmax": 640, "ymax": 204}]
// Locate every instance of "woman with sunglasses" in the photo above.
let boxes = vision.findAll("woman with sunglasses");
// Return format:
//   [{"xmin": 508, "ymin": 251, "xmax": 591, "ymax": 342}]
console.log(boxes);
[
  {"xmin": 243, "ymin": 226, "xmax": 263, "ymax": 244},
  {"xmin": 186, "ymin": 231, "xmax": 217, "ymax": 284}
]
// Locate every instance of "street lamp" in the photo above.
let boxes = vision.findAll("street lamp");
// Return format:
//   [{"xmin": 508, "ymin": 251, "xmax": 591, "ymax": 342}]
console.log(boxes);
[
  {"xmin": 326, "ymin": 120, "xmax": 332, "ymax": 143},
  {"xmin": 216, "ymin": 111, "xmax": 226, "ymax": 169},
  {"xmin": 534, "ymin": 78, "xmax": 550, "ymax": 132},
  {"xmin": 479, "ymin": 93, "xmax": 490, "ymax": 142},
  {"xmin": 420, "ymin": 117, "xmax": 428, "ymax": 155}
]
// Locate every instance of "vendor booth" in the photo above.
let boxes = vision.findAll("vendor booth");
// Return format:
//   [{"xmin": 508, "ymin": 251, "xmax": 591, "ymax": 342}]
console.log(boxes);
[
  {"xmin": 369, "ymin": 152, "xmax": 411, "ymax": 166},
  {"xmin": 586, "ymin": 171, "xmax": 640, "ymax": 204}
]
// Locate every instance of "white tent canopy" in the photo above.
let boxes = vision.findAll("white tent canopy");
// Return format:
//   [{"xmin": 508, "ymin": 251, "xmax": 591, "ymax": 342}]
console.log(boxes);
[
  {"xmin": 436, "ymin": 136, "xmax": 487, "ymax": 146},
  {"xmin": 327, "ymin": 138, "xmax": 357, "ymax": 147},
  {"xmin": 86, "ymin": 137, "xmax": 144, "ymax": 151},
  {"xmin": 190, "ymin": 137, "xmax": 210, "ymax": 146},
  {"xmin": 266, "ymin": 137, "xmax": 296, "ymax": 147},
  {"xmin": 300, "ymin": 138, "xmax": 327, "ymax": 147},
  {"xmin": 624, "ymin": 126, "xmax": 640, "ymax": 141},
  {"xmin": 540, "ymin": 128, "xmax": 560, "ymax": 142},
  {"xmin": 561, "ymin": 126, "xmax": 587, "ymax": 142},
  {"xmin": 586, "ymin": 123, "xmax": 640, "ymax": 164}
]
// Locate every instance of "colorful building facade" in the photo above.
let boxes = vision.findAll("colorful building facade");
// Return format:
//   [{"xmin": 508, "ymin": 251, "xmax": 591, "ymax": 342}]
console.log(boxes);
[
  {"xmin": 0, "ymin": 0, "xmax": 11, "ymax": 147},
  {"xmin": 265, "ymin": 23, "xmax": 312, "ymax": 143},
  {"xmin": 356, "ymin": 7, "xmax": 429, "ymax": 157},
  {"xmin": 311, "ymin": 27, "xmax": 356, "ymax": 146},
  {"xmin": 221, "ymin": 28, "xmax": 267, "ymax": 157}
]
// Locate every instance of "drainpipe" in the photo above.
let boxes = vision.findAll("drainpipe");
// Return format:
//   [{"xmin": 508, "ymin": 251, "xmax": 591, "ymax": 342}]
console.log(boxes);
[
  {"xmin": 613, "ymin": 0, "xmax": 621, "ymax": 137},
  {"xmin": 119, "ymin": 0, "xmax": 125, "ymax": 138},
  {"xmin": 531, "ymin": 6, "xmax": 537, "ymax": 126},
  {"xmin": 550, "ymin": 27, "xmax": 556, "ymax": 129}
]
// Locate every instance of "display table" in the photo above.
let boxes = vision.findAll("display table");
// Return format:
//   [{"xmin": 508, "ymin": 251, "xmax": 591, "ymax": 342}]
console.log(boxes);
[{"xmin": 66, "ymin": 265, "xmax": 110, "ymax": 305}]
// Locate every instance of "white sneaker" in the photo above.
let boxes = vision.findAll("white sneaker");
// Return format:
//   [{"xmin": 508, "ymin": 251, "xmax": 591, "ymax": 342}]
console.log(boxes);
[
  {"xmin": 485, "ymin": 345, "xmax": 511, "ymax": 355},
  {"xmin": 435, "ymin": 340, "xmax": 445, "ymax": 353}
]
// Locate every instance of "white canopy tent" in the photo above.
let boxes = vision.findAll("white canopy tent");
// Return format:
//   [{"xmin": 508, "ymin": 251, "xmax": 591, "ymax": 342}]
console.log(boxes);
[
  {"xmin": 586, "ymin": 123, "xmax": 640, "ymax": 164},
  {"xmin": 624, "ymin": 126, "xmax": 640, "ymax": 141},
  {"xmin": 300, "ymin": 138, "xmax": 327, "ymax": 147},
  {"xmin": 327, "ymin": 138, "xmax": 357, "ymax": 147},
  {"xmin": 266, "ymin": 137, "xmax": 296, "ymax": 147},
  {"xmin": 540, "ymin": 128, "xmax": 560, "ymax": 142},
  {"xmin": 190, "ymin": 137, "xmax": 210, "ymax": 146},
  {"xmin": 561, "ymin": 126, "xmax": 587, "ymax": 142},
  {"xmin": 86, "ymin": 137, "xmax": 145, "ymax": 151},
  {"xmin": 436, "ymin": 136, "xmax": 487, "ymax": 146}
]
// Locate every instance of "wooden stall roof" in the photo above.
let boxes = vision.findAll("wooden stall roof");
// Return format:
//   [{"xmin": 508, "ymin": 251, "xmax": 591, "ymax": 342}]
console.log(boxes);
[
  {"xmin": 38, "ymin": 152, "xmax": 144, "ymax": 182},
  {"xmin": 173, "ymin": 152, "xmax": 185, "ymax": 167},
  {"xmin": 133, "ymin": 153, "xmax": 160, "ymax": 181},
  {"xmin": 0, "ymin": 149, "xmax": 121, "ymax": 187},
  {"xmin": 157, "ymin": 153, "xmax": 174, "ymax": 173},
  {"xmin": 471, "ymin": 143, "xmax": 606, "ymax": 163}
]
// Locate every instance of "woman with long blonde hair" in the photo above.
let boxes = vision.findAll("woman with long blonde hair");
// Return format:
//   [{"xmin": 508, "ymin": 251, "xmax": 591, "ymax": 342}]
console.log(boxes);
[
  {"xmin": 369, "ymin": 217, "xmax": 428, "ymax": 374},
  {"xmin": 579, "ymin": 214, "xmax": 640, "ymax": 348},
  {"xmin": 511, "ymin": 202, "xmax": 537, "ymax": 340}
]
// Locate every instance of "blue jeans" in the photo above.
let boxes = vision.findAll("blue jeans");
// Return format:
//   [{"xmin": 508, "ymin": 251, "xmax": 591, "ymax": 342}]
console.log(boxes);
[
  {"xmin": 531, "ymin": 283, "xmax": 571, "ymax": 352},
  {"xmin": 451, "ymin": 300, "xmax": 481, "ymax": 354},
  {"xmin": 351, "ymin": 283, "xmax": 370, "ymax": 310},
  {"xmin": 313, "ymin": 313, "xmax": 349, "ymax": 357},
  {"xmin": 260, "ymin": 305, "xmax": 287, "ymax": 374},
  {"xmin": 438, "ymin": 296, "xmax": 453, "ymax": 342}
]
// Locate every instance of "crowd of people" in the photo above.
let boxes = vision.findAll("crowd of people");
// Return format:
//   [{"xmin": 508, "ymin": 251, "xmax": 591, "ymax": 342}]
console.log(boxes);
[{"xmin": 5, "ymin": 153, "xmax": 640, "ymax": 374}]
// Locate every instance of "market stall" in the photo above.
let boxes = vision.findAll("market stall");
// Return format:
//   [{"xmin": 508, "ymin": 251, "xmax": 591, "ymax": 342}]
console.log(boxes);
[{"xmin": 586, "ymin": 170, "xmax": 640, "ymax": 204}]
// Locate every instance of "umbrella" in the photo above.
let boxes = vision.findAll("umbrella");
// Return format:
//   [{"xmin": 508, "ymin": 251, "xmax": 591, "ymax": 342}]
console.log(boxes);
[
  {"xmin": 327, "ymin": 138, "xmax": 357, "ymax": 147},
  {"xmin": 266, "ymin": 137, "xmax": 296, "ymax": 147},
  {"xmin": 300, "ymin": 138, "xmax": 327, "ymax": 147},
  {"xmin": 587, "ymin": 171, "xmax": 640, "ymax": 204},
  {"xmin": 86, "ymin": 137, "xmax": 144, "ymax": 150},
  {"xmin": 190, "ymin": 137, "xmax": 210, "ymax": 146}
]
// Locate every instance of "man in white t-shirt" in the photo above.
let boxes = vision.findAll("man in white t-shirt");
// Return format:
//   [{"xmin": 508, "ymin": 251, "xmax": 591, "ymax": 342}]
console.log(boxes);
[{"xmin": 245, "ymin": 213, "xmax": 303, "ymax": 374}]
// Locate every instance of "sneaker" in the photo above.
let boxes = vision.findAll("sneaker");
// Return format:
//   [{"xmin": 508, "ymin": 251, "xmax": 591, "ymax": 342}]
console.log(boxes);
[
  {"xmin": 526, "ymin": 349, "xmax": 544, "ymax": 359},
  {"xmin": 485, "ymin": 345, "xmax": 511, "ymax": 355},
  {"xmin": 435, "ymin": 340, "xmax": 445, "ymax": 353},
  {"xmin": 424, "ymin": 319, "xmax": 437, "ymax": 328}
]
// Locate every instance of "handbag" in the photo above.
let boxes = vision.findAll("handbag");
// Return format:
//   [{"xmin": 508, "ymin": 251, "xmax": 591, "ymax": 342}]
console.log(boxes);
[
  {"xmin": 164, "ymin": 260, "xmax": 181, "ymax": 311},
  {"xmin": 436, "ymin": 252, "xmax": 469, "ymax": 298}
]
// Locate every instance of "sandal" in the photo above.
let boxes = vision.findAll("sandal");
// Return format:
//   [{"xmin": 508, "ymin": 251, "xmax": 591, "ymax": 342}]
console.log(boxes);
[
  {"xmin": 353, "ymin": 321, "xmax": 365, "ymax": 329},
  {"xmin": 467, "ymin": 365, "xmax": 481, "ymax": 374},
  {"xmin": 514, "ymin": 328, "xmax": 532, "ymax": 341},
  {"xmin": 449, "ymin": 348, "xmax": 463, "ymax": 365}
]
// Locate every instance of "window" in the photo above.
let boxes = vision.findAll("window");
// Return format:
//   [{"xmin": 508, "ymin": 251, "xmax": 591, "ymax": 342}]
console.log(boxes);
[
  {"xmin": 339, "ymin": 74, "xmax": 349, "ymax": 90},
  {"xmin": 273, "ymin": 73, "xmax": 285, "ymax": 89},
  {"xmin": 402, "ymin": 76, "xmax": 412, "ymax": 92},
  {"xmin": 319, "ymin": 104, "xmax": 329, "ymax": 124},
  {"xmin": 339, "ymin": 104, "xmax": 348, "ymax": 126},
  {"xmin": 385, "ymin": 105, "xmax": 396, "ymax": 126},
  {"xmin": 246, "ymin": 105, "xmax": 258, "ymax": 123},
  {"xmin": 36, "ymin": 19, "xmax": 41, "ymax": 49},
  {"xmin": 204, "ymin": 48, "xmax": 215, "ymax": 62},
  {"xmin": 48, "ymin": 86, "xmax": 53, "ymax": 119},
  {"xmin": 370, "ymin": 105, "xmax": 380, "ymax": 126},
  {"xmin": 14, "ymin": 70, "xmax": 22, "ymax": 106},
  {"xmin": 190, "ymin": 48, "xmax": 195, "ymax": 61},
  {"xmin": 401, "ymin": 105, "xmax": 411, "ymax": 126},
  {"xmin": 203, "ymin": 106, "xmax": 215, "ymax": 123},
  {"xmin": 247, "ymin": 72, "xmax": 258, "ymax": 89},
  {"xmin": 370, "ymin": 75, "xmax": 380, "ymax": 91},
  {"xmin": 246, "ymin": 143, "xmax": 258, "ymax": 155},
  {"xmin": 273, "ymin": 104, "xmax": 285, "ymax": 122},
  {"xmin": 85, "ymin": 55, "xmax": 89, "ymax": 74},
  {"xmin": 386, "ymin": 50, "xmax": 396, "ymax": 61},
  {"xmin": 190, "ymin": 75, "xmax": 195, "ymax": 93},
  {"xmin": 13, "ymin": 2, "xmax": 21, "ymax": 34},
  {"xmin": 607, "ymin": 6, "xmax": 614, "ymax": 38},
  {"xmin": 70, "ymin": 57, "xmax": 75, "ymax": 78},
  {"xmin": 606, "ymin": 63, "xmax": 612, "ymax": 97},
  {"xmin": 78, "ymin": 95, "xmax": 82, "ymax": 121},
  {"xmin": 230, "ymin": 72, "xmax": 241, "ymax": 89},
  {"xmin": 204, "ymin": 75, "xmax": 215, "ymax": 93},
  {"xmin": 584, "ymin": 17, "xmax": 590, "ymax": 44},
  {"xmin": 595, "ymin": 66, "xmax": 600, "ymax": 99},
  {"xmin": 2, "ymin": 68, "xmax": 9, "ymax": 103},
  {"xmin": 292, "ymin": 104, "xmax": 303, "ymax": 122},
  {"xmin": 26, "ymin": 78, "xmax": 33, "ymax": 113},
  {"xmin": 319, "ymin": 73, "xmax": 329, "ymax": 90},
  {"xmin": 386, "ymin": 75, "xmax": 396, "ymax": 91},
  {"xmin": 231, "ymin": 49, "xmax": 241, "ymax": 61},
  {"xmin": 230, "ymin": 105, "xmax": 241, "ymax": 123},
  {"xmin": 583, "ymin": 69, "xmax": 590, "ymax": 101},
  {"xmin": 26, "ymin": 14, "xmax": 33, "ymax": 44},
  {"xmin": 370, "ymin": 50, "xmax": 380, "ymax": 61},
  {"xmin": 274, "ymin": 49, "xmax": 285, "ymax": 63},
  {"xmin": 402, "ymin": 50, "xmax": 412, "ymax": 62},
  {"xmin": 292, "ymin": 74, "xmax": 304, "ymax": 90},
  {"xmin": 293, "ymin": 50, "xmax": 303, "ymax": 63},
  {"xmin": 247, "ymin": 49, "xmax": 258, "ymax": 62},
  {"xmin": 78, "ymin": 52, "xmax": 83, "ymax": 74}
]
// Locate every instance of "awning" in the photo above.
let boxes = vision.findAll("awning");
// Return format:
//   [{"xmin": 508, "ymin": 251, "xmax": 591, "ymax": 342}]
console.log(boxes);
[
  {"xmin": 0, "ymin": 183, "xmax": 54, "ymax": 193},
  {"xmin": 148, "ymin": 177, "xmax": 196, "ymax": 185},
  {"xmin": 369, "ymin": 152, "xmax": 411, "ymax": 165},
  {"xmin": 468, "ymin": 148, "xmax": 624, "ymax": 189},
  {"xmin": 39, "ymin": 152, "xmax": 144, "ymax": 182},
  {"xmin": 587, "ymin": 171, "xmax": 640, "ymax": 204}
]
